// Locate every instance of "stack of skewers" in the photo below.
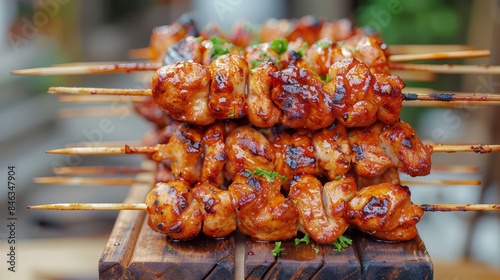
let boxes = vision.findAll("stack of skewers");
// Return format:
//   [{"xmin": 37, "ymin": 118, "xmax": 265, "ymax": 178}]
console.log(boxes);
[{"xmin": 14, "ymin": 16, "xmax": 500, "ymax": 279}]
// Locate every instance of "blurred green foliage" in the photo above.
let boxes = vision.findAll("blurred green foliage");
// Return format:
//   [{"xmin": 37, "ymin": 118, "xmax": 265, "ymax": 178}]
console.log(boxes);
[
  {"xmin": 355, "ymin": 0, "xmax": 471, "ymax": 44},
  {"xmin": 355, "ymin": 0, "xmax": 473, "ymax": 126}
]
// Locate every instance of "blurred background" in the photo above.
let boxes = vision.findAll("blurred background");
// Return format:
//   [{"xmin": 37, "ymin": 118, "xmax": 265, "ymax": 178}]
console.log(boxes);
[{"xmin": 0, "ymin": 0, "xmax": 499, "ymax": 279}]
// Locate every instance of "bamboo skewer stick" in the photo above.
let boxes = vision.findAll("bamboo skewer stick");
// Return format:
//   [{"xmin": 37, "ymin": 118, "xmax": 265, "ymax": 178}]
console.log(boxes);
[
  {"xmin": 390, "ymin": 62, "xmax": 500, "ymax": 75},
  {"xmin": 388, "ymin": 49, "xmax": 490, "ymax": 62},
  {"xmin": 11, "ymin": 62, "xmax": 161, "ymax": 75},
  {"xmin": 45, "ymin": 144, "xmax": 500, "ymax": 156},
  {"xmin": 27, "ymin": 202, "xmax": 500, "ymax": 212},
  {"xmin": 58, "ymin": 95, "xmax": 148, "ymax": 103},
  {"xmin": 53, "ymin": 166, "xmax": 150, "ymax": 175},
  {"xmin": 11, "ymin": 49, "xmax": 491, "ymax": 76},
  {"xmin": 47, "ymin": 86, "xmax": 500, "ymax": 103}
]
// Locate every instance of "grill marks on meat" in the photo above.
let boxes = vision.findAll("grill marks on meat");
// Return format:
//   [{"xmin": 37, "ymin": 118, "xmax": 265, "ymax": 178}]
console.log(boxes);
[
  {"xmin": 229, "ymin": 171, "xmax": 298, "ymax": 241},
  {"xmin": 150, "ymin": 120, "xmax": 431, "ymax": 185},
  {"xmin": 146, "ymin": 181, "xmax": 204, "ymax": 240},
  {"xmin": 270, "ymin": 65, "xmax": 336, "ymax": 130},
  {"xmin": 152, "ymin": 61, "xmax": 215, "ymax": 125},
  {"xmin": 346, "ymin": 183, "xmax": 424, "ymax": 241},
  {"xmin": 151, "ymin": 51, "xmax": 404, "ymax": 130},
  {"xmin": 208, "ymin": 54, "xmax": 249, "ymax": 119},
  {"xmin": 288, "ymin": 175, "xmax": 351, "ymax": 243}
]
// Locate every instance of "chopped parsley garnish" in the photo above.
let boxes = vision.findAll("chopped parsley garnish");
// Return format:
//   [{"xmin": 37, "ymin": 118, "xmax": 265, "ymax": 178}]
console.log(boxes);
[
  {"xmin": 333, "ymin": 235, "xmax": 352, "ymax": 252},
  {"xmin": 209, "ymin": 36, "xmax": 233, "ymax": 59},
  {"xmin": 317, "ymin": 40, "xmax": 331, "ymax": 49},
  {"xmin": 294, "ymin": 234, "xmax": 311, "ymax": 245},
  {"xmin": 272, "ymin": 241, "xmax": 285, "ymax": 257},
  {"xmin": 167, "ymin": 246, "xmax": 173, "ymax": 252},
  {"xmin": 320, "ymin": 74, "xmax": 333, "ymax": 83},
  {"xmin": 334, "ymin": 175, "xmax": 342, "ymax": 180},
  {"xmin": 251, "ymin": 168, "xmax": 287, "ymax": 183},
  {"xmin": 296, "ymin": 42, "xmax": 309, "ymax": 58},
  {"xmin": 269, "ymin": 38, "xmax": 289, "ymax": 55},
  {"xmin": 194, "ymin": 36, "xmax": 203, "ymax": 42},
  {"xmin": 228, "ymin": 113, "xmax": 236, "ymax": 118},
  {"xmin": 313, "ymin": 247, "xmax": 320, "ymax": 254},
  {"xmin": 251, "ymin": 60, "xmax": 264, "ymax": 69}
]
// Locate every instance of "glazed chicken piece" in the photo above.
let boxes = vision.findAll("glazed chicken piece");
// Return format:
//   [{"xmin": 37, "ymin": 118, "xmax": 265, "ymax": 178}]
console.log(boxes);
[
  {"xmin": 153, "ymin": 123, "xmax": 203, "ymax": 184},
  {"xmin": 348, "ymin": 123, "xmax": 393, "ymax": 178},
  {"xmin": 341, "ymin": 35, "xmax": 391, "ymax": 75},
  {"xmin": 286, "ymin": 15, "xmax": 324, "ymax": 46},
  {"xmin": 327, "ymin": 58, "xmax": 379, "ymax": 128},
  {"xmin": 372, "ymin": 73, "xmax": 405, "ymax": 125},
  {"xmin": 379, "ymin": 121, "xmax": 432, "ymax": 177},
  {"xmin": 155, "ymin": 161, "xmax": 175, "ymax": 183},
  {"xmin": 322, "ymin": 175, "xmax": 357, "ymax": 235},
  {"xmin": 259, "ymin": 18, "xmax": 294, "ymax": 44},
  {"xmin": 269, "ymin": 129, "xmax": 318, "ymax": 182},
  {"xmin": 355, "ymin": 167, "xmax": 401, "ymax": 188},
  {"xmin": 303, "ymin": 37, "xmax": 345, "ymax": 77},
  {"xmin": 288, "ymin": 174, "xmax": 348, "ymax": 244},
  {"xmin": 270, "ymin": 65, "xmax": 336, "ymax": 130},
  {"xmin": 346, "ymin": 183, "xmax": 424, "ymax": 241},
  {"xmin": 146, "ymin": 181, "xmax": 204, "ymax": 240},
  {"xmin": 152, "ymin": 62, "xmax": 215, "ymax": 125},
  {"xmin": 208, "ymin": 54, "xmax": 249, "ymax": 119},
  {"xmin": 319, "ymin": 18, "xmax": 358, "ymax": 42},
  {"xmin": 246, "ymin": 62, "xmax": 282, "ymax": 127},
  {"xmin": 229, "ymin": 170, "xmax": 298, "ymax": 241},
  {"xmin": 201, "ymin": 122, "xmax": 227, "ymax": 186},
  {"xmin": 147, "ymin": 22, "xmax": 194, "ymax": 62},
  {"xmin": 163, "ymin": 36, "xmax": 206, "ymax": 65},
  {"xmin": 224, "ymin": 126, "xmax": 275, "ymax": 179},
  {"xmin": 312, "ymin": 122, "xmax": 352, "ymax": 180},
  {"xmin": 192, "ymin": 182, "xmax": 237, "ymax": 238},
  {"xmin": 133, "ymin": 97, "xmax": 173, "ymax": 129}
]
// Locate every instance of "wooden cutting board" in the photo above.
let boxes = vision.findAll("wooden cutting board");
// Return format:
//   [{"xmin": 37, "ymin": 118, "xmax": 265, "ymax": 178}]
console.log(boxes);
[{"xmin": 98, "ymin": 184, "xmax": 433, "ymax": 279}]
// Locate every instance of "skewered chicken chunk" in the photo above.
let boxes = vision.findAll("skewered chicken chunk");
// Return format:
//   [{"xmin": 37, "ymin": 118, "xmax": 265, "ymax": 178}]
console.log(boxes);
[
  {"xmin": 229, "ymin": 171, "xmax": 298, "ymax": 241},
  {"xmin": 146, "ymin": 181, "xmax": 204, "ymax": 240},
  {"xmin": 379, "ymin": 121, "xmax": 432, "ymax": 177},
  {"xmin": 152, "ymin": 61, "xmax": 215, "ymax": 125},
  {"xmin": 225, "ymin": 126, "xmax": 275, "ymax": 179},
  {"xmin": 270, "ymin": 129, "xmax": 318, "ymax": 183},
  {"xmin": 312, "ymin": 122, "xmax": 352, "ymax": 179},
  {"xmin": 208, "ymin": 54, "xmax": 249, "ymax": 119},
  {"xmin": 200, "ymin": 122, "xmax": 227, "ymax": 186},
  {"xmin": 270, "ymin": 65, "xmax": 336, "ymax": 130},
  {"xmin": 346, "ymin": 183, "xmax": 424, "ymax": 241},
  {"xmin": 246, "ymin": 62, "xmax": 282, "ymax": 128},
  {"xmin": 193, "ymin": 183, "xmax": 237, "ymax": 238},
  {"xmin": 153, "ymin": 123, "xmax": 203, "ymax": 184},
  {"xmin": 288, "ymin": 174, "xmax": 349, "ymax": 244}
]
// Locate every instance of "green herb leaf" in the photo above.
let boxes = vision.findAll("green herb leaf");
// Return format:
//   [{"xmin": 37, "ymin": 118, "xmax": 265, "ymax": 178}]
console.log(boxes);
[
  {"xmin": 297, "ymin": 42, "xmax": 309, "ymax": 58},
  {"xmin": 294, "ymin": 234, "xmax": 311, "ymax": 245},
  {"xmin": 333, "ymin": 235, "xmax": 352, "ymax": 252},
  {"xmin": 251, "ymin": 60, "xmax": 264, "ymax": 69},
  {"xmin": 334, "ymin": 175, "xmax": 342, "ymax": 180},
  {"xmin": 272, "ymin": 241, "xmax": 285, "ymax": 257},
  {"xmin": 251, "ymin": 168, "xmax": 287, "ymax": 183},
  {"xmin": 269, "ymin": 38, "xmax": 289, "ymax": 55},
  {"xmin": 228, "ymin": 113, "xmax": 236, "ymax": 118},
  {"xmin": 317, "ymin": 40, "xmax": 331, "ymax": 49},
  {"xmin": 324, "ymin": 74, "xmax": 333, "ymax": 83},
  {"xmin": 210, "ymin": 36, "xmax": 233, "ymax": 59},
  {"xmin": 194, "ymin": 36, "xmax": 203, "ymax": 42},
  {"xmin": 313, "ymin": 247, "xmax": 320, "ymax": 254},
  {"xmin": 167, "ymin": 246, "xmax": 173, "ymax": 252}
]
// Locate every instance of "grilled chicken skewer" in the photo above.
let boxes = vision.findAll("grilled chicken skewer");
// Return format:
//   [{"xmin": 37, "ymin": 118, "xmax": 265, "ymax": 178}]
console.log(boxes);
[
  {"xmin": 27, "ymin": 172, "xmax": 500, "ymax": 243},
  {"xmin": 44, "ymin": 58, "xmax": 500, "ymax": 131},
  {"xmin": 45, "ymin": 119, "xmax": 500, "ymax": 188}
]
